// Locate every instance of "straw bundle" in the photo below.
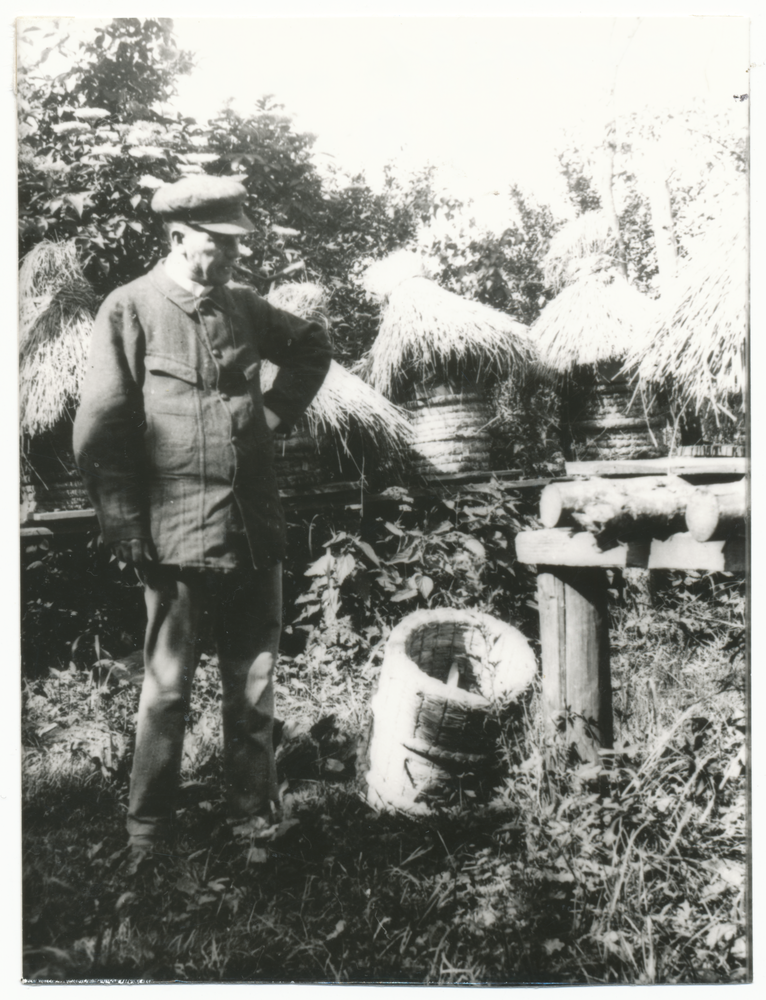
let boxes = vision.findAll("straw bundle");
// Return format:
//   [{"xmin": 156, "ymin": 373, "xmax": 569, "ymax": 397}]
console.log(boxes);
[
  {"xmin": 361, "ymin": 250, "xmax": 430, "ymax": 303},
  {"xmin": 19, "ymin": 241, "xmax": 97, "ymax": 437},
  {"xmin": 267, "ymin": 281, "xmax": 331, "ymax": 329},
  {"xmin": 265, "ymin": 282, "xmax": 412, "ymax": 455},
  {"xmin": 531, "ymin": 269, "xmax": 654, "ymax": 373},
  {"xmin": 543, "ymin": 211, "xmax": 616, "ymax": 291},
  {"xmin": 357, "ymin": 260, "xmax": 530, "ymax": 398},
  {"xmin": 627, "ymin": 223, "xmax": 747, "ymax": 415},
  {"xmin": 366, "ymin": 608, "xmax": 536, "ymax": 814}
]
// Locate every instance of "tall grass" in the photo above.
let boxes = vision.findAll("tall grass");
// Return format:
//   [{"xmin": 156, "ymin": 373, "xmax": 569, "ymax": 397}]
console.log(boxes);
[{"xmin": 22, "ymin": 574, "xmax": 747, "ymax": 983}]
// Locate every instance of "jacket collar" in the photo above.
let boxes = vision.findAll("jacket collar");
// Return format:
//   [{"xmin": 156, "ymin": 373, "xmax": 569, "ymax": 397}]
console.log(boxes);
[{"xmin": 149, "ymin": 260, "xmax": 233, "ymax": 316}]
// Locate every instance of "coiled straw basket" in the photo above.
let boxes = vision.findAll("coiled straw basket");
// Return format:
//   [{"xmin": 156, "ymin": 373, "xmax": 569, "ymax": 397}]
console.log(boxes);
[
  {"xmin": 366, "ymin": 608, "xmax": 536, "ymax": 814},
  {"xmin": 563, "ymin": 361, "xmax": 667, "ymax": 461},
  {"xmin": 404, "ymin": 390, "xmax": 493, "ymax": 476}
]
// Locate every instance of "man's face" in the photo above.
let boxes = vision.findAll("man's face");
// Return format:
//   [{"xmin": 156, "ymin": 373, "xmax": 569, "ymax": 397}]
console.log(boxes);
[{"xmin": 171, "ymin": 224, "xmax": 241, "ymax": 286}]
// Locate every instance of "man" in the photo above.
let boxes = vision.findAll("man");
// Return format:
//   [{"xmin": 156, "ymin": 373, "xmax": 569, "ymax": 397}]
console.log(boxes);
[{"xmin": 73, "ymin": 175, "xmax": 332, "ymax": 861}]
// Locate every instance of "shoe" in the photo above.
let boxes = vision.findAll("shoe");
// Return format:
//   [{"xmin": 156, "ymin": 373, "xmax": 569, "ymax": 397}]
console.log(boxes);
[
  {"xmin": 228, "ymin": 812, "xmax": 300, "ymax": 843},
  {"xmin": 124, "ymin": 836, "xmax": 175, "ymax": 876}
]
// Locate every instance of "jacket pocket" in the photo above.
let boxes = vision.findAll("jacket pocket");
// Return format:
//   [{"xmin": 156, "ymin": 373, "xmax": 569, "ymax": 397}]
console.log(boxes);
[
  {"xmin": 145, "ymin": 353, "xmax": 200, "ymax": 387},
  {"xmin": 144, "ymin": 353, "xmax": 201, "ymax": 475}
]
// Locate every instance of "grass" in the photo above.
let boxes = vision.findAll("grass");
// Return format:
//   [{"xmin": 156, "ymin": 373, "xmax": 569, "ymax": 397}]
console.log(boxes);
[{"xmin": 21, "ymin": 574, "xmax": 747, "ymax": 984}]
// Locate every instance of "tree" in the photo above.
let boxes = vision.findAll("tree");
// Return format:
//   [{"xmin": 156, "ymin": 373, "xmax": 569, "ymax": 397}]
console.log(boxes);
[
  {"xmin": 18, "ymin": 18, "xmax": 195, "ymax": 292},
  {"xmin": 555, "ymin": 104, "xmax": 747, "ymax": 297}
]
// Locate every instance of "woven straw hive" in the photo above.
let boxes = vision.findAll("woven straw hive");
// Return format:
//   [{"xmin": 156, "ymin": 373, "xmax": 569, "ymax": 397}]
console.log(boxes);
[
  {"xmin": 562, "ymin": 360, "xmax": 667, "ymax": 462},
  {"xmin": 531, "ymin": 261, "xmax": 667, "ymax": 462},
  {"xmin": 403, "ymin": 384, "xmax": 493, "ymax": 476},
  {"xmin": 365, "ymin": 608, "xmax": 537, "ymax": 814},
  {"xmin": 358, "ymin": 253, "xmax": 530, "ymax": 477}
]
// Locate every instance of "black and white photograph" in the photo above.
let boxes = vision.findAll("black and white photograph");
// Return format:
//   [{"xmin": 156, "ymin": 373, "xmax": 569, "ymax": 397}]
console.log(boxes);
[{"xmin": 12, "ymin": 5, "xmax": 753, "ymax": 987}]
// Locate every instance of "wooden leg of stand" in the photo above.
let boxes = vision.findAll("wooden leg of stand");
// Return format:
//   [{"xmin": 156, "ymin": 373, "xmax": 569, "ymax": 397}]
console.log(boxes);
[{"xmin": 537, "ymin": 566, "xmax": 613, "ymax": 762}]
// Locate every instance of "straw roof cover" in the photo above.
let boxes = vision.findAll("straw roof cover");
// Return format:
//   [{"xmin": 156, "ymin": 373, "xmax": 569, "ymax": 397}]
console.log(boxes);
[
  {"xmin": 357, "ymin": 252, "xmax": 530, "ymax": 397},
  {"xmin": 626, "ymin": 221, "xmax": 747, "ymax": 414},
  {"xmin": 531, "ymin": 265, "xmax": 654, "ymax": 372},
  {"xmin": 265, "ymin": 282, "xmax": 412, "ymax": 453},
  {"xmin": 19, "ymin": 240, "xmax": 97, "ymax": 437},
  {"xmin": 542, "ymin": 210, "xmax": 617, "ymax": 292}
]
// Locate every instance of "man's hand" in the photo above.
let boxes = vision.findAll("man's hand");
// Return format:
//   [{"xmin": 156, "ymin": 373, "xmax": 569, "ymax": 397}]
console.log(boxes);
[
  {"xmin": 111, "ymin": 538, "xmax": 156, "ymax": 569},
  {"xmin": 263, "ymin": 406, "xmax": 282, "ymax": 432}
]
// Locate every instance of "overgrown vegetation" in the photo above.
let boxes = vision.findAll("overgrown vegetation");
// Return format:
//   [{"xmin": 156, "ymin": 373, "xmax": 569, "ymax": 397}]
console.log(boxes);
[{"xmin": 21, "ymin": 489, "xmax": 747, "ymax": 984}]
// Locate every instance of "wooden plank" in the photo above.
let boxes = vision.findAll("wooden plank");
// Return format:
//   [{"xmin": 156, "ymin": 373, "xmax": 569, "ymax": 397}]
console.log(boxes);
[
  {"xmin": 537, "ymin": 572, "xmax": 567, "ymax": 734},
  {"xmin": 24, "ymin": 508, "xmax": 96, "ymax": 523},
  {"xmin": 648, "ymin": 533, "xmax": 747, "ymax": 573},
  {"xmin": 537, "ymin": 567, "xmax": 613, "ymax": 761},
  {"xmin": 516, "ymin": 528, "xmax": 649, "ymax": 568},
  {"xmin": 518, "ymin": 527, "xmax": 746, "ymax": 573},
  {"xmin": 417, "ymin": 467, "xmax": 523, "ymax": 484},
  {"xmin": 566, "ymin": 457, "xmax": 747, "ymax": 478}
]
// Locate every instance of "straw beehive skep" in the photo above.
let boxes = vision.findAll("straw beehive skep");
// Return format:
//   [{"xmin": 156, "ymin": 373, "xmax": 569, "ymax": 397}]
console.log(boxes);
[
  {"xmin": 531, "ymin": 269, "xmax": 654, "ymax": 373},
  {"xmin": 357, "ymin": 266, "xmax": 530, "ymax": 398},
  {"xmin": 19, "ymin": 241, "xmax": 98, "ymax": 438},
  {"xmin": 265, "ymin": 282, "xmax": 412, "ymax": 455},
  {"xmin": 627, "ymin": 224, "xmax": 747, "ymax": 415}
]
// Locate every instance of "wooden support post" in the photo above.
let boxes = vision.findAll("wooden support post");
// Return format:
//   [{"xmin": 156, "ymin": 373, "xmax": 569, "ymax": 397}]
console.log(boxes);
[{"xmin": 537, "ymin": 566, "xmax": 613, "ymax": 762}]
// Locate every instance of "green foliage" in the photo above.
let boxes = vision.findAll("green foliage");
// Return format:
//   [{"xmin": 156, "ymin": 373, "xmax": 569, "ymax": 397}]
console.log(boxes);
[
  {"xmin": 289, "ymin": 481, "xmax": 537, "ymax": 642},
  {"xmin": 415, "ymin": 185, "xmax": 558, "ymax": 326},
  {"xmin": 22, "ymin": 575, "xmax": 747, "ymax": 983},
  {"xmin": 554, "ymin": 106, "xmax": 747, "ymax": 299},
  {"xmin": 21, "ymin": 536, "xmax": 146, "ymax": 678},
  {"xmin": 17, "ymin": 19, "xmax": 197, "ymax": 291}
]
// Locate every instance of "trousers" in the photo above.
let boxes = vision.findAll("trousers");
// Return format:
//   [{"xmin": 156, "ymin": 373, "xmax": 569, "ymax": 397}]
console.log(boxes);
[{"xmin": 126, "ymin": 561, "xmax": 282, "ymax": 845}]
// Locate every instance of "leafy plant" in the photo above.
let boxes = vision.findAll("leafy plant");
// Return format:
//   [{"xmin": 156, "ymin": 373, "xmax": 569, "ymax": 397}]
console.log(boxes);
[{"xmin": 291, "ymin": 481, "xmax": 537, "ymax": 638}]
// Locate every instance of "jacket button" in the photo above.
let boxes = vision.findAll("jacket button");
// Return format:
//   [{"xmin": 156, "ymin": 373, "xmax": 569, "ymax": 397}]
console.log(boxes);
[
  {"xmin": 212, "ymin": 348, "xmax": 223, "ymax": 359},
  {"xmin": 220, "ymin": 392, "xmax": 230, "ymax": 402}
]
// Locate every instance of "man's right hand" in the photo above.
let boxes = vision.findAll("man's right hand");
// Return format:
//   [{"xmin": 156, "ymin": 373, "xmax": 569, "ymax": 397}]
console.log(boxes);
[{"xmin": 111, "ymin": 538, "xmax": 156, "ymax": 569}]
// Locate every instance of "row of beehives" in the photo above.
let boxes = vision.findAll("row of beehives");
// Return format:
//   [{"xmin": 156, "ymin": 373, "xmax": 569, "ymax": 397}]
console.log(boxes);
[{"xmin": 22, "ymin": 241, "xmax": 738, "ymax": 514}]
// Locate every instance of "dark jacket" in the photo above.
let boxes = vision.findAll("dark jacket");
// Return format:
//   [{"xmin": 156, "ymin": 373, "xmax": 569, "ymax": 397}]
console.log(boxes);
[{"xmin": 73, "ymin": 261, "xmax": 332, "ymax": 570}]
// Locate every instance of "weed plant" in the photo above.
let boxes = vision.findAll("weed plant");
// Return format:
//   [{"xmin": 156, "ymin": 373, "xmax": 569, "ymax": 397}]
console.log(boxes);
[{"xmin": 21, "ymin": 496, "xmax": 747, "ymax": 984}]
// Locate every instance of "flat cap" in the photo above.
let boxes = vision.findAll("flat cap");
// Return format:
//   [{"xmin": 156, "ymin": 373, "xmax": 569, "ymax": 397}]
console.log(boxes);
[{"xmin": 151, "ymin": 175, "xmax": 254, "ymax": 234}]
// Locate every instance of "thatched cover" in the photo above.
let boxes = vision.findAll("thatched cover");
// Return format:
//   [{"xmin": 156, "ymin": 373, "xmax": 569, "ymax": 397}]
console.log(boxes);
[
  {"xmin": 542, "ymin": 210, "xmax": 616, "ymax": 292},
  {"xmin": 626, "ymin": 223, "xmax": 747, "ymax": 416},
  {"xmin": 265, "ymin": 282, "xmax": 412, "ymax": 454},
  {"xmin": 356, "ymin": 251, "xmax": 530, "ymax": 398},
  {"xmin": 19, "ymin": 240, "xmax": 98, "ymax": 437},
  {"xmin": 531, "ymin": 266, "xmax": 654, "ymax": 372}
]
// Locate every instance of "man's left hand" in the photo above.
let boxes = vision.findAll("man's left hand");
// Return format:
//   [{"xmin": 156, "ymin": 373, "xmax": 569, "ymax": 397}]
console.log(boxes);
[{"xmin": 263, "ymin": 407, "xmax": 281, "ymax": 431}]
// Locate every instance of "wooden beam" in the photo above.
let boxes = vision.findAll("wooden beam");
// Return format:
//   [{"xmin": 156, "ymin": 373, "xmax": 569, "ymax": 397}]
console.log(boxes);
[
  {"xmin": 566, "ymin": 457, "xmax": 747, "ymax": 478},
  {"xmin": 20, "ymin": 471, "xmax": 554, "ymax": 534},
  {"xmin": 648, "ymin": 533, "xmax": 747, "ymax": 573},
  {"xmin": 539, "ymin": 475, "xmax": 696, "ymax": 540},
  {"xmin": 685, "ymin": 481, "xmax": 748, "ymax": 542},
  {"xmin": 517, "ymin": 527, "xmax": 747, "ymax": 573},
  {"xmin": 537, "ymin": 567, "xmax": 613, "ymax": 761},
  {"xmin": 516, "ymin": 528, "xmax": 649, "ymax": 568}
]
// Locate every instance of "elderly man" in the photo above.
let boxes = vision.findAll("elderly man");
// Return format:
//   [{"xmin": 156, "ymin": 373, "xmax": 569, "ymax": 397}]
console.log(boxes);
[{"xmin": 73, "ymin": 176, "xmax": 332, "ymax": 861}]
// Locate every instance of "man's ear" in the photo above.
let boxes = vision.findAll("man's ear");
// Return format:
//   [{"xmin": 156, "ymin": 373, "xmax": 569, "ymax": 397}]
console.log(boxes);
[{"xmin": 168, "ymin": 224, "xmax": 186, "ymax": 249}]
